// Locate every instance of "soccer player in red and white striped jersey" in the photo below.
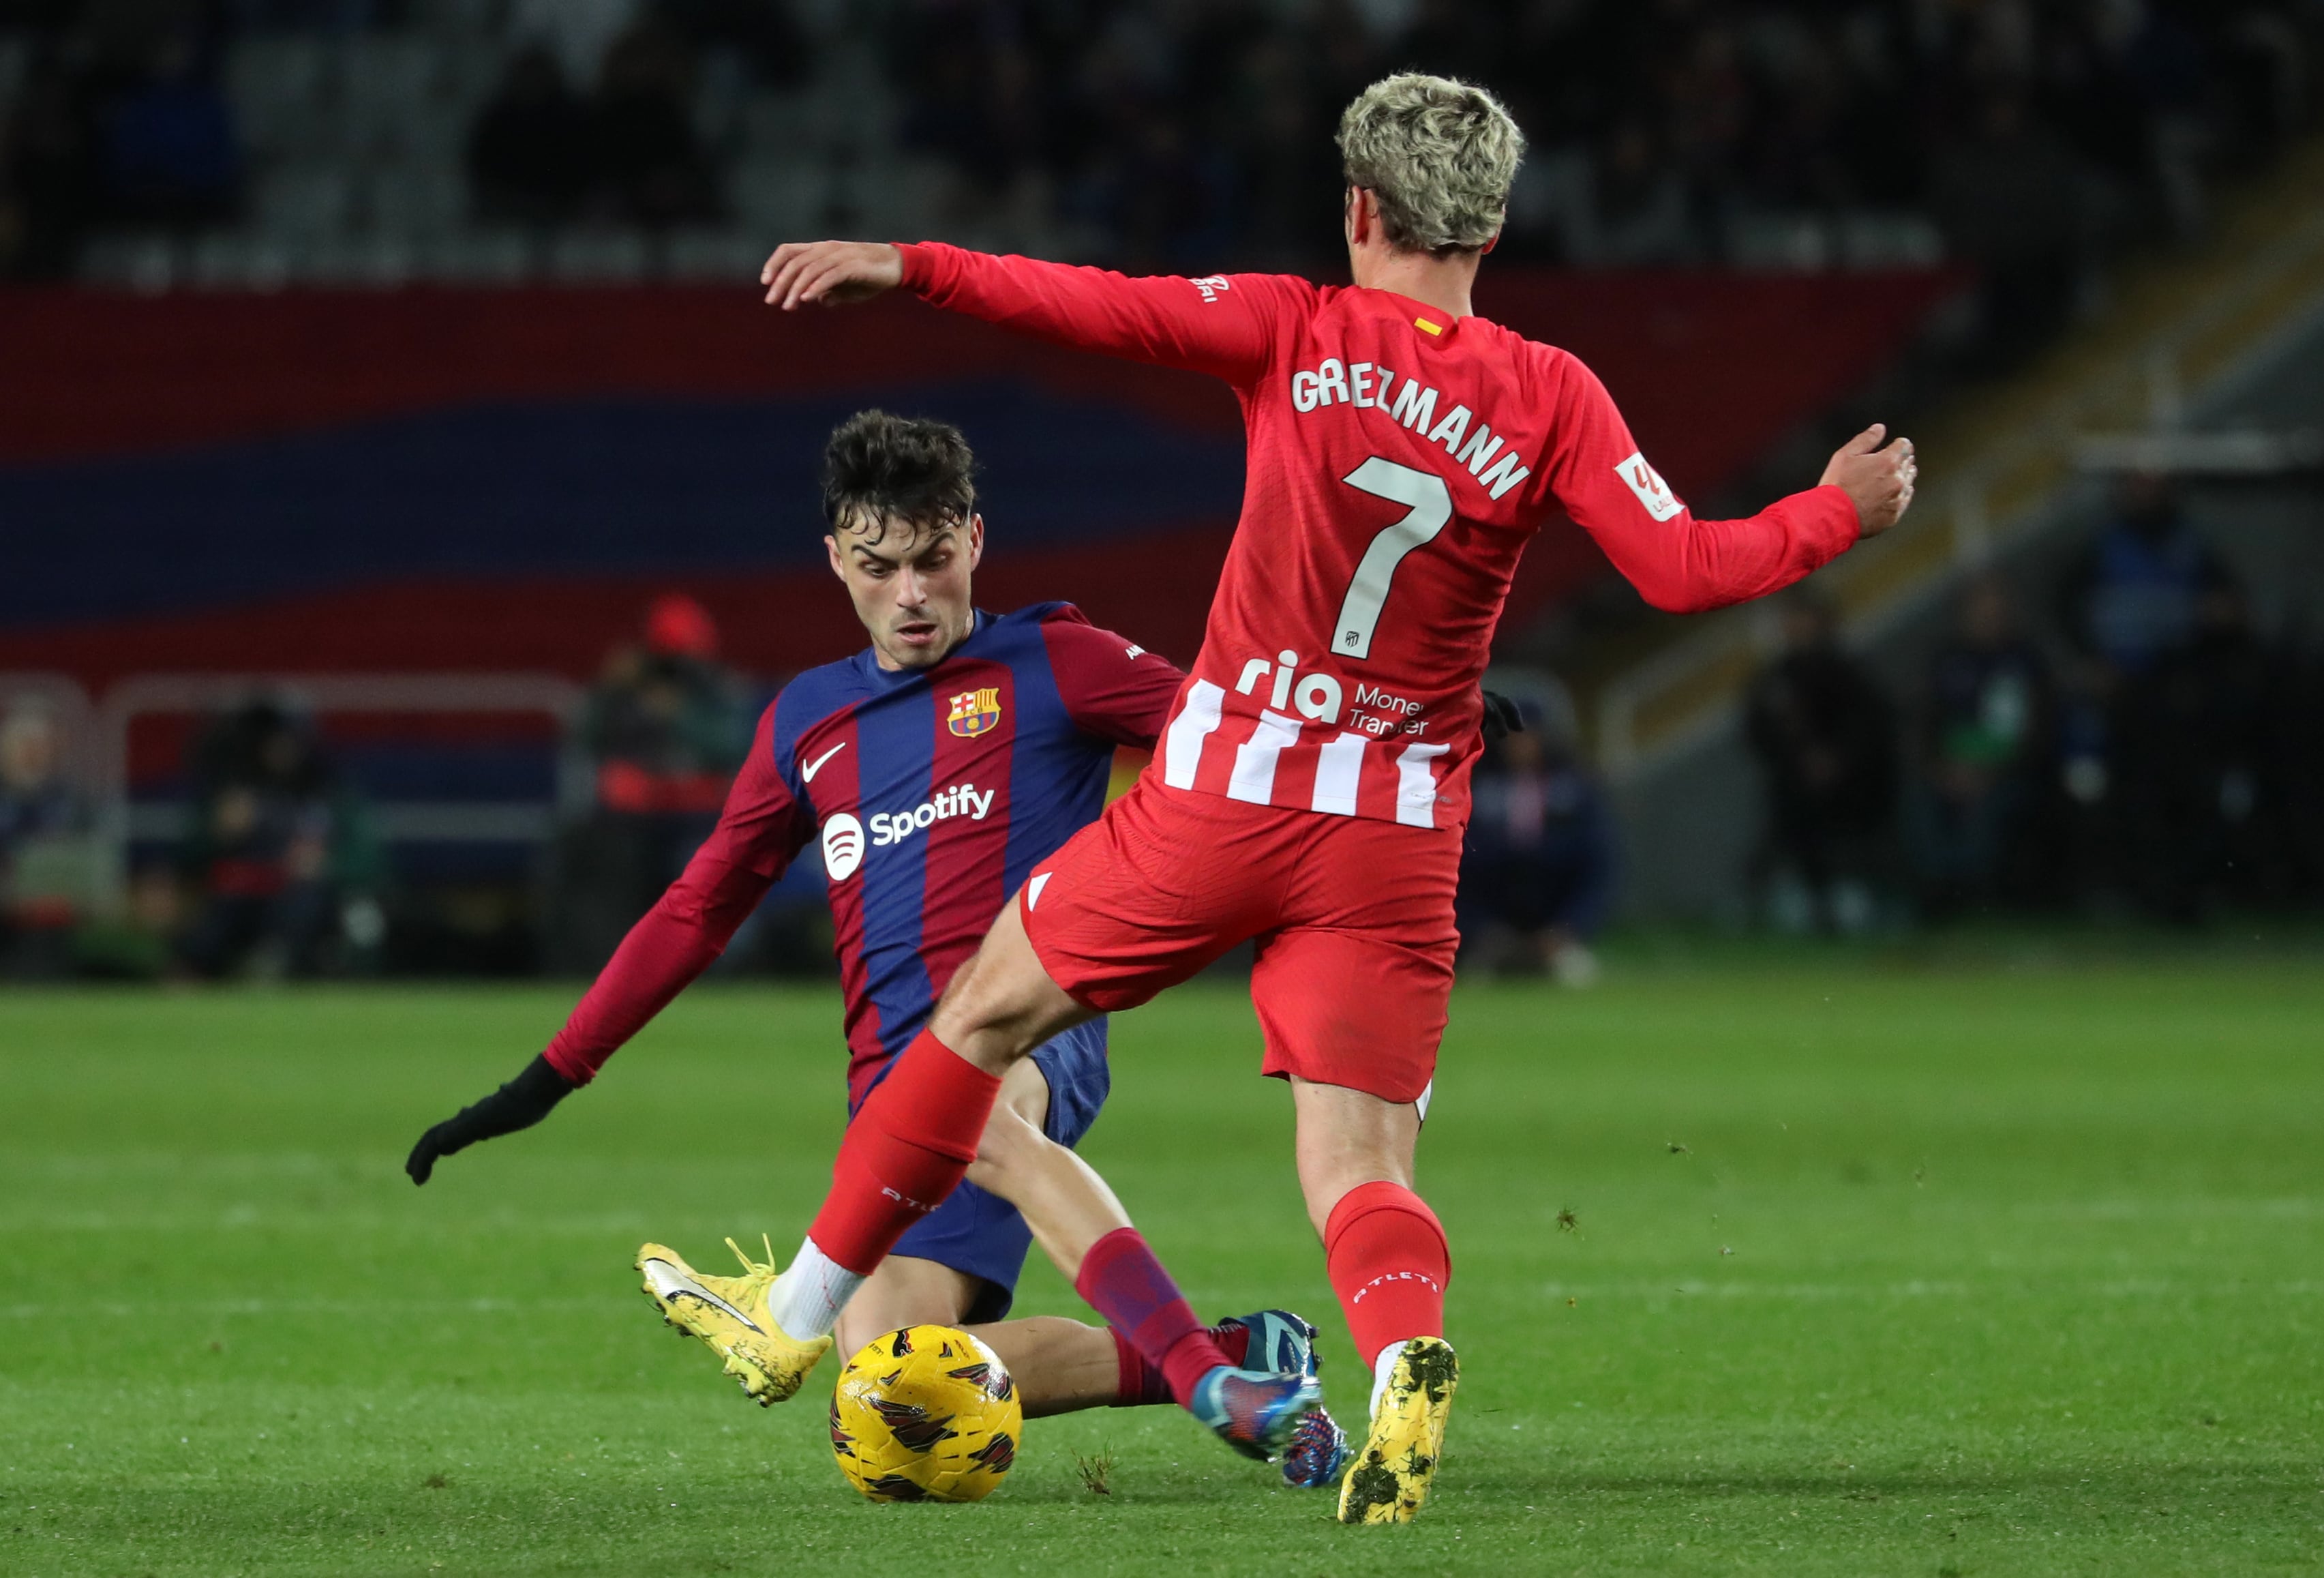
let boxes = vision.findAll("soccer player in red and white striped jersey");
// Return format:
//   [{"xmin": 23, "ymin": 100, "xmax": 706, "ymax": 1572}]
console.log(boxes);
[{"xmin": 717, "ymin": 73, "xmax": 1918, "ymax": 1521}]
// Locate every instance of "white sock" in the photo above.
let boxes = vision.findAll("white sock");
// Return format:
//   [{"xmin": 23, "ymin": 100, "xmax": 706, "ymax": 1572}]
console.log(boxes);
[
  {"xmin": 764, "ymin": 1237, "xmax": 863, "ymax": 1339},
  {"xmin": 1369, "ymin": 1340, "xmax": 1412, "ymax": 1418}
]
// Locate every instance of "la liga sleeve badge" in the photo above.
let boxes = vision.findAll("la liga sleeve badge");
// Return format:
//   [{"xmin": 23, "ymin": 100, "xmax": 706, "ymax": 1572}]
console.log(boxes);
[{"xmin": 1614, "ymin": 450, "xmax": 1685, "ymax": 522}]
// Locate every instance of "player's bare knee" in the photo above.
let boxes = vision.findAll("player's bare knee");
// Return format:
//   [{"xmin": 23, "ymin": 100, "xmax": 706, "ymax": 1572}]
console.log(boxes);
[
  {"xmin": 963, "ymin": 1129, "xmax": 1028, "ymax": 1195},
  {"xmin": 966, "ymin": 1103, "xmax": 1061, "ymax": 1204},
  {"xmin": 839, "ymin": 1257, "xmax": 980, "ymax": 1358},
  {"xmin": 933, "ymin": 934, "xmax": 1087, "ymax": 1065},
  {"xmin": 974, "ymin": 1102, "xmax": 1040, "ymax": 1165},
  {"xmin": 931, "ymin": 944, "xmax": 1035, "ymax": 1059}
]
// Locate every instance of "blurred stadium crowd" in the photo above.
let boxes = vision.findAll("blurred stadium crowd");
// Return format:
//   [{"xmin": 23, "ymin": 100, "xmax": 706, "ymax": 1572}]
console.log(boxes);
[
  {"xmin": 1742, "ymin": 475, "xmax": 2324, "ymax": 935},
  {"xmin": 3, "ymin": 0, "xmax": 2319, "ymax": 354}
]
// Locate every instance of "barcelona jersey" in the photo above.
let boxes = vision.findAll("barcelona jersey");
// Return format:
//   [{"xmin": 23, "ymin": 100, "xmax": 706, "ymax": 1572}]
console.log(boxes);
[{"xmin": 543, "ymin": 601, "xmax": 1185, "ymax": 1110}]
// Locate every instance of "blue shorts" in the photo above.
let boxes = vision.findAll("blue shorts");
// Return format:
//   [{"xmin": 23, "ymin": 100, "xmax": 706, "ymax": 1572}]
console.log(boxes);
[{"xmin": 878, "ymin": 1018, "xmax": 1110, "ymax": 1322}]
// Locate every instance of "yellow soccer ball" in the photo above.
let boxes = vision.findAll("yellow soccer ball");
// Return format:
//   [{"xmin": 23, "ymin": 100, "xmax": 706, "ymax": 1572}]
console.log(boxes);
[{"xmin": 830, "ymin": 1325, "xmax": 1023, "ymax": 1503}]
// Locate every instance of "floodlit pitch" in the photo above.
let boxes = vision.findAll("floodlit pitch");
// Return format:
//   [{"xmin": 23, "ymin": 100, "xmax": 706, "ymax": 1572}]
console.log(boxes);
[{"xmin": 2, "ymin": 954, "xmax": 2318, "ymax": 1573}]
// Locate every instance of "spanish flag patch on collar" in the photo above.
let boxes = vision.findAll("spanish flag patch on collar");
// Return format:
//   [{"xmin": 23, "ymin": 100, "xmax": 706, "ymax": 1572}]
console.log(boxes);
[{"xmin": 1415, "ymin": 316, "xmax": 1444, "ymax": 336}]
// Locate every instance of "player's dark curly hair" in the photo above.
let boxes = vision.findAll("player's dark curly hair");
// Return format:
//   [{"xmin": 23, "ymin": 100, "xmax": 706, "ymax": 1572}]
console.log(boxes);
[{"xmin": 821, "ymin": 410, "xmax": 978, "ymax": 544}]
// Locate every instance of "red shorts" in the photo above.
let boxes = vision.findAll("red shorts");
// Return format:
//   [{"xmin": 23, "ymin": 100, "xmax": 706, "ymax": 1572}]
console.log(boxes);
[{"xmin": 1019, "ymin": 777, "xmax": 1460, "ymax": 1103}]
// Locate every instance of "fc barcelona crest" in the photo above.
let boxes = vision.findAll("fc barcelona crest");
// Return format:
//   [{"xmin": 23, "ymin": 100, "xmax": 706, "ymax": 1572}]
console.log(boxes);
[{"xmin": 947, "ymin": 687, "xmax": 1002, "ymax": 738}]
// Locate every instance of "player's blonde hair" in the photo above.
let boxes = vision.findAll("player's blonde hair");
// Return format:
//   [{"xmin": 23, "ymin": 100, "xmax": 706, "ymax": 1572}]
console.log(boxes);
[{"xmin": 1336, "ymin": 74, "xmax": 1524, "ymax": 256}]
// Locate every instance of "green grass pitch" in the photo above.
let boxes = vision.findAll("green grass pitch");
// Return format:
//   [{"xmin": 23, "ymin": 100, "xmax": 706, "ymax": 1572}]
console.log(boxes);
[{"xmin": 3, "ymin": 953, "xmax": 2320, "ymax": 1575}]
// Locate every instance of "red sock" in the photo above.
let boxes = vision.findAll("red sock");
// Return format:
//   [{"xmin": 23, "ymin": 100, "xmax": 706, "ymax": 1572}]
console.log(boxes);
[
  {"xmin": 1108, "ymin": 1320, "xmax": 1250, "ymax": 1407},
  {"xmin": 805, "ymin": 1028, "xmax": 1001, "ymax": 1275},
  {"xmin": 1325, "ymin": 1181, "xmax": 1449, "ymax": 1367},
  {"xmin": 1074, "ymin": 1227, "xmax": 1233, "ymax": 1408}
]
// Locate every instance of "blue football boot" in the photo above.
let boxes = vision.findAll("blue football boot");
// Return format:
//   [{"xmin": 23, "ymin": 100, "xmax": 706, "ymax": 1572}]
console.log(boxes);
[
  {"xmin": 1189, "ymin": 1365, "xmax": 1325, "ymax": 1463},
  {"xmin": 1218, "ymin": 1310, "xmax": 1351, "ymax": 1489},
  {"xmin": 1280, "ymin": 1405, "xmax": 1354, "ymax": 1490},
  {"xmin": 1220, "ymin": 1309, "xmax": 1318, "ymax": 1375}
]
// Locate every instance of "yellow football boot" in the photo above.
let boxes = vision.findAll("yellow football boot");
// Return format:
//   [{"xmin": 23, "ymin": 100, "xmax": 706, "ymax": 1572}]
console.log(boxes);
[
  {"xmin": 636, "ymin": 1237, "xmax": 830, "ymax": 1405},
  {"xmin": 1337, "ymin": 1336, "xmax": 1459, "ymax": 1525}
]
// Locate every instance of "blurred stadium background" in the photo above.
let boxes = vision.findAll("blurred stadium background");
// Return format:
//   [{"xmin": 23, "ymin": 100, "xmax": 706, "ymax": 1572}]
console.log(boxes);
[{"xmin": 3, "ymin": 0, "xmax": 2322, "ymax": 981}]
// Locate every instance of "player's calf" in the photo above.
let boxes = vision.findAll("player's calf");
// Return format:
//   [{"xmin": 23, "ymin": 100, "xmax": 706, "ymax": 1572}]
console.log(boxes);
[
  {"xmin": 1107, "ymin": 1309, "xmax": 1349, "ymax": 1487},
  {"xmin": 1073, "ymin": 1227, "xmax": 1340, "ymax": 1470},
  {"xmin": 1314, "ymin": 1178, "xmax": 1455, "ymax": 1520}
]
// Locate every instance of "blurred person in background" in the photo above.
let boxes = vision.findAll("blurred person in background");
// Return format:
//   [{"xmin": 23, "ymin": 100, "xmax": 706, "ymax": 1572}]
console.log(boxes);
[
  {"xmin": 0, "ymin": 46, "xmax": 102, "ymax": 278},
  {"xmin": 469, "ymin": 20, "xmax": 718, "ymax": 234},
  {"xmin": 2060, "ymin": 474, "xmax": 2235, "ymax": 682},
  {"xmin": 1907, "ymin": 574, "xmax": 2055, "ymax": 916},
  {"xmin": 1745, "ymin": 586, "xmax": 1898, "ymax": 935},
  {"xmin": 2285, "ymin": 651, "xmax": 2324, "ymax": 902},
  {"xmin": 1931, "ymin": 90, "xmax": 2088, "ymax": 368},
  {"xmin": 0, "ymin": 698, "xmax": 89, "ymax": 974},
  {"xmin": 0, "ymin": 700, "xmax": 80, "ymax": 852},
  {"xmin": 99, "ymin": 24, "xmax": 237, "ymax": 230},
  {"xmin": 549, "ymin": 593, "xmax": 751, "ymax": 973},
  {"xmin": 175, "ymin": 697, "xmax": 382, "ymax": 979},
  {"xmin": 2053, "ymin": 473, "xmax": 2237, "ymax": 906},
  {"xmin": 1459, "ymin": 679, "xmax": 1616, "ymax": 985},
  {"xmin": 588, "ymin": 16, "xmax": 718, "ymax": 228},
  {"xmin": 2111, "ymin": 583, "xmax": 2299, "ymax": 920},
  {"xmin": 652, "ymin": 0, "xmax": 811, "ymax": 89},
  {"xmin": 467, "ymin": 44, "xmax": 592, "ymax": 228}
]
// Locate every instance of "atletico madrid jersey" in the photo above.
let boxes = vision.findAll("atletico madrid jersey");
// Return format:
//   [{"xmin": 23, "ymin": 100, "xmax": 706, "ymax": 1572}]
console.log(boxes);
[
  {"xmin": 897, "ymin": 242, "xmax": 1862, "ymax": 832},
  {"xmin": 543, "ymin": 602, "xmax": 1184, "ymax": 1105}
]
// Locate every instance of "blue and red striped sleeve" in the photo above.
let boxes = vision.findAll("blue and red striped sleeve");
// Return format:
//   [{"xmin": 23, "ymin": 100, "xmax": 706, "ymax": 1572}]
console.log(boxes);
[
  {"xmin": 1038, "ymin": 604, "xmax": 1186, "ymax": 751},
  {"xmin": 543, "ymin": 700, "xmax": 813, "ymax": 1084}
]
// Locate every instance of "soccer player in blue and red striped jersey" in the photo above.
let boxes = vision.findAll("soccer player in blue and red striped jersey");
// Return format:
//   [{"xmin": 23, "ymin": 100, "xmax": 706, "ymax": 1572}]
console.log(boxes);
[{"xmin": 406, "ymin": 411, "xmax": 1347, "ymax": 1478}]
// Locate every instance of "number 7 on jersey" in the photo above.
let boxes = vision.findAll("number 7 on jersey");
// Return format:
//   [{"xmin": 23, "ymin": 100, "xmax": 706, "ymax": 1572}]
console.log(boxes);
[{"xmin": 1333, "ymin": 457, "xmax": 1453, "ymax": 661}]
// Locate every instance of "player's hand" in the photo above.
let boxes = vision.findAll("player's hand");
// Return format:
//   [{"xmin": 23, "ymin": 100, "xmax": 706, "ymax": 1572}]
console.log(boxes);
[
  {"xmin": 1819, "ymin": 423, "xmax": 1916, "ymax": 538},
  {"xmin": 760, "ymin": 241, "xmax": 904, "ymax": 310},
  {"xmin": 1481, "ymin": 689, "xmax": 1526, "ymax": 743},
  {"xmin": 405, "ymin": 1054, "xmax": 576, "ymax": 1185}
]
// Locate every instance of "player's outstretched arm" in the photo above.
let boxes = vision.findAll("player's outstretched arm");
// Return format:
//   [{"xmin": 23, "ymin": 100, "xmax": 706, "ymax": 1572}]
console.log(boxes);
[
  {"xmin": 765, "ymin": 238, "xmax": 1294, "ymax": 385},
  {"xmin": 1543, "ymin": 354, "xmax": 1916, "ymax": 614}
]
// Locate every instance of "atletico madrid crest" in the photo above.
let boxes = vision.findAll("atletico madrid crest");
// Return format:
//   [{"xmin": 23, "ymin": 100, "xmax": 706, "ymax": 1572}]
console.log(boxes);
[{"xmin": 947, "ymin": 687, "xmax": 1002, "ymax": 738}]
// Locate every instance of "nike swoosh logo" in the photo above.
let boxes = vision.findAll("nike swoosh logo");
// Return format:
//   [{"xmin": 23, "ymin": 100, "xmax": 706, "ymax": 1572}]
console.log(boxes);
[
  {"xmin": 801, "ymin": 741, "xmax": 847, "ymax": 782},
  {"xmin": 643, "ymin": 1258, "xmax": 766, "ymax": 1334}
]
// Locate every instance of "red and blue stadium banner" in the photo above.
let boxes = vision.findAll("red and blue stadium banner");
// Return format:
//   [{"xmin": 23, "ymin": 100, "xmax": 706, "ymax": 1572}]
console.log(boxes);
[{"xmin": 0, "ymin": 271, "xmax": 1957, "ymax": 689}]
